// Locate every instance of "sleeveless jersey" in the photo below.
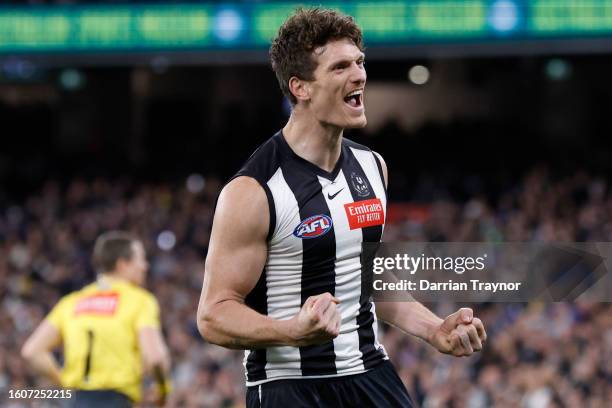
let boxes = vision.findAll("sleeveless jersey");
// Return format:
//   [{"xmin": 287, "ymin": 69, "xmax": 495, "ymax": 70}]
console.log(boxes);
[{"xmin": 235, "ymin": 131, "xmax": 389, "ymax": 386}]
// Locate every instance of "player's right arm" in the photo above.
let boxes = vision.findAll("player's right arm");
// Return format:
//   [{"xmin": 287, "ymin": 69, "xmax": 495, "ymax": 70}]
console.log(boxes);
[{"xmin": 197, "ymin": 176, "xmax": 341, "ymax": 350}]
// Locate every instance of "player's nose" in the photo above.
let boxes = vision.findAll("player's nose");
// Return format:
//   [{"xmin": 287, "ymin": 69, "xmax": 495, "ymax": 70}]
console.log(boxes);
[{"xmin": 350, "ymin": 62, "xmax": 366, "ymax": 85}]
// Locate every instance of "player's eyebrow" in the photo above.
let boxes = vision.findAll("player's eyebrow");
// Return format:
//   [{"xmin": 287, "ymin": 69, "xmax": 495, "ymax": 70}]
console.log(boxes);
[{"xmin": 327, "ymin": 53, "xmax": 365, "ymax": 71}]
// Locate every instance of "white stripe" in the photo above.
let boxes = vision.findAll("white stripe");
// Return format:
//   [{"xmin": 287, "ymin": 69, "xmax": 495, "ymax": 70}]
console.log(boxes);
[
  {"xmin": 318, "ymin": 171, "xmax": 365, "ymax": 373},
  {"xmin": 258, "ymin": 385, "xmax": 262, "ymax": 404},
  {"xmin": 264, "ymin": 168, "xmax": 302, "ymax": 375}
]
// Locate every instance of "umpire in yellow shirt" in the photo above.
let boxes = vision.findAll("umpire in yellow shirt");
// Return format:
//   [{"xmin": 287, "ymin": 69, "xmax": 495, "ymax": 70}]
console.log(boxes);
[{"xmin": 21, "ymin": 231, "xmax": 171, "ymax": 407}]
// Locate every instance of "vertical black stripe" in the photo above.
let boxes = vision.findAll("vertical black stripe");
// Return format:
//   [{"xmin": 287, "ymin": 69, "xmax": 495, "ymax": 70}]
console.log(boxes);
[
  {"xmin": 281, "ymin": 162, "xmax": 337, "ymax": 376},
  {"xmin": 245, "ymin": 268, "xmax": 268, "ymax": 382},
  {"xmin": 344, "ymin": 148, "xmax": 386, "ymax": 369},
  {"xmin": 83, "ymin": 329, "xmax": 94, "ymax": 382},
  {"xmin": 261, "ymin": 183, "xmax": 277, "ymax": 242}
]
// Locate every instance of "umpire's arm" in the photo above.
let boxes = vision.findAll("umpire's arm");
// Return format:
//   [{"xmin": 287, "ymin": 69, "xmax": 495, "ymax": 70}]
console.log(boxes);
[
  {"xmin": 138, "ymin": 327, "xmax": 170, "ymax": 375},
  {"xmin": 21, "ymin": 320, "xmax": 62, "ymax": 386},
  {"xmin": 138, "ymin": 326, "xmax": 172, "ymax": 404}
]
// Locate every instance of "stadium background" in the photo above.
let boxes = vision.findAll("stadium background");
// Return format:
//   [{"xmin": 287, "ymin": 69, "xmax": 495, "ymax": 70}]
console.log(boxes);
[{"xmin": 1, "ymin": 1, "xmax": 611, "ymax": 407}]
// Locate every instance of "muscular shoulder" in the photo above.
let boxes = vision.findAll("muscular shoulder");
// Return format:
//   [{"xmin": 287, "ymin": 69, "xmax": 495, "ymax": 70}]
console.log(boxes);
[
  {"xmin": 214, "ymin": 176, "xmax": 270, "ymax": 243},
  {"xmin": 220, "ymin": 176, "xmax": 268, "ymax": 213}
]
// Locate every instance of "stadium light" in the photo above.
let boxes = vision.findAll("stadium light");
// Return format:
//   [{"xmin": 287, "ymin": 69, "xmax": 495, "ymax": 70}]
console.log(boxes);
[
  {"xmin": 545, "ymin": 58, "xmax": 571, "ymax": 81},
  {"xmin": 408, "ymin": 65, "xmax": 430, "ymax": 85},
  {"xmin": 186, "ymin": 174, "xmax": 206, "ymax": 194},
  {"xmin": 157, "ymin": 231, "xmax": 177, "ymax": 251},
  {"xmin": 59, "ymin": 68, "xmax": 85, "ymax": 90},
  {"xmin": 489, "ymin": 0, "xmax": 521, "ymax": 34}
]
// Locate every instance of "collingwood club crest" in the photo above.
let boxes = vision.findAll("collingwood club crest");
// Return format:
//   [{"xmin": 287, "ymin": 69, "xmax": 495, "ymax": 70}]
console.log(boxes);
[{"xmin": 350, "ymin": 172, "xmax": 370, "ymax": 197}]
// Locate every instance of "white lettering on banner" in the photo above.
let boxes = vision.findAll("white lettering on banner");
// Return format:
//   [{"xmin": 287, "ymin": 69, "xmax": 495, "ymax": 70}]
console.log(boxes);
[{"xmin": 344, "ymin": 198, "xmax": 385, "ymax": 230}]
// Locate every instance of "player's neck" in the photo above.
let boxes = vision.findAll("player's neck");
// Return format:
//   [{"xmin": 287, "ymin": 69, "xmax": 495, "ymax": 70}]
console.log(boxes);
[{"xmin": 283, "ymin": 112, "xmax": 343, "ymax": 173}]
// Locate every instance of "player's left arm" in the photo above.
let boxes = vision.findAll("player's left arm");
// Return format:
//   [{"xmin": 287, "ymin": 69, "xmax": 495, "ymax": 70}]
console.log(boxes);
[
  {"xmin": 21, "ymin": 320, "xmax": 63, "ymax": 386},
  {"xmin": 372, "ymin": 151, "xmax": 487, "ymax": 357}
]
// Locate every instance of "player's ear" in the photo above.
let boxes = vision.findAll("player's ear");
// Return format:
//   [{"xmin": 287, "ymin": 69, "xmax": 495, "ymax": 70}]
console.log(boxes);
[{"xmin": 288, "ymin": 76, "xmax": 310, "ymax": 103}]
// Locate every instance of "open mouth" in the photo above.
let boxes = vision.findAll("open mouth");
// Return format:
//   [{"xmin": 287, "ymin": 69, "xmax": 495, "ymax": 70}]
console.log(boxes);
[{"xmin": 343, "ymin": 89, "xmax": 363, "ymax": 109}]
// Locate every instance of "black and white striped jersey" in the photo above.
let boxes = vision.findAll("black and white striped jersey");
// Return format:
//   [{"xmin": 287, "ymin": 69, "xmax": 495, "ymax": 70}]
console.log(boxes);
[{"xmin": 234, "ymin": 131, "xmax": 388, "ymax": 386}]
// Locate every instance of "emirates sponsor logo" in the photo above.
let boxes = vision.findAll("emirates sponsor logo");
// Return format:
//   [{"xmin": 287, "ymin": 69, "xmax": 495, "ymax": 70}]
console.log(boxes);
[
  {"xmin": 344, "ymin": 198, "xmax": 385, "ymax": 230},
  {"xmin": 74, "ymin": 293, "xmax": 119, "ymax": 316}
]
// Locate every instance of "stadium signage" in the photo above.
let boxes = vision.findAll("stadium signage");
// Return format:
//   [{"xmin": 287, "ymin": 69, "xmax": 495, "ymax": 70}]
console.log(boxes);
[{"xmin": 2, "ymin": 1, "xmax": 612, "ymax": 56}]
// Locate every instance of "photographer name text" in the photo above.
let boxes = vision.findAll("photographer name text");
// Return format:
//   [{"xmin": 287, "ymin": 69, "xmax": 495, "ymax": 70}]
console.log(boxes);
[{"xmin": 373, "ymin": 279, "xmax": 522, "ymax": 292}]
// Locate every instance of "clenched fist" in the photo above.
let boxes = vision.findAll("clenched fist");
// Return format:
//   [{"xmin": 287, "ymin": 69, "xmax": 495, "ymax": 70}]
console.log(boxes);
[
  {"xmin": 288, "ymin": 292, "xmax": 342, "ymax": 347},
  {"xmin": 429, "ymin": 307, "xmax": 487, "ymax": 357}
]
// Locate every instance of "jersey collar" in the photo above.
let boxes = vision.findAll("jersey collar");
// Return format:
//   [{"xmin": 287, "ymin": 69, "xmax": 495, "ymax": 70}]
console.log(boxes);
[{"xmin": 276, "ymin": 131, "xmax": 344, "ymax": 181}]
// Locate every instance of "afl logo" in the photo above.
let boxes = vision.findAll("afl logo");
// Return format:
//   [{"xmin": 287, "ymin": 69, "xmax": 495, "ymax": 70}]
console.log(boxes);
[{"xmin": 293, "ymin": 214, "xmax": 333, "ymax": 239}]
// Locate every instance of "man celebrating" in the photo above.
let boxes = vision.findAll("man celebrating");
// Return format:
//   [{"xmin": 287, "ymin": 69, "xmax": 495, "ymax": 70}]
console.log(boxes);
[
  {"xmin": 22, "ymin": 231, "xmax": 171, "ymax": 407},
  {"xmin": 197, "ymin": 8, "xmax": 486, "ymax": 407}
]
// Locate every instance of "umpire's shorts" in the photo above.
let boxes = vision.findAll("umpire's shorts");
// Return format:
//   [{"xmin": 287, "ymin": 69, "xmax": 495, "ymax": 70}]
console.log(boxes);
[
  {"xmin": 71, "ymin": 390, "xmax": 132, "ymax": 408},
  {"xmin": 246, "ymin": 360, "xmax": 415, "ymax": 407}
]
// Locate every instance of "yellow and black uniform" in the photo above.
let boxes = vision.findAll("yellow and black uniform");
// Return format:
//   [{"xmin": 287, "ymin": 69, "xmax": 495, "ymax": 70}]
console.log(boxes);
[{"xmin": 46, "ymin": 276, "xmax": 160, "ymax": 403}]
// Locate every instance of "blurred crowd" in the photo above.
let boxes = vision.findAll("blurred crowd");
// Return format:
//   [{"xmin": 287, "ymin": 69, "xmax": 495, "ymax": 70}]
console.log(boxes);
[{"xmin": 1, "ymin": 167, "xmax": 611, "ymax": 407}]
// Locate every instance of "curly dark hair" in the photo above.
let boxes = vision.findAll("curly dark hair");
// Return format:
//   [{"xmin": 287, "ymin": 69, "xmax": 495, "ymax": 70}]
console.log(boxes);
[{"xmin": 270, "ymin": 7, "xmax": 364, "ymax": 105}]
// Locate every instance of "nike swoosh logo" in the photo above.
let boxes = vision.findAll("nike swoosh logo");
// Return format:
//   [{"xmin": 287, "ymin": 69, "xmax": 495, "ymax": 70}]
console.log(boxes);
[{"xmin": 328, "ymin": 188, "xmax": 344, "ymax": 200}]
